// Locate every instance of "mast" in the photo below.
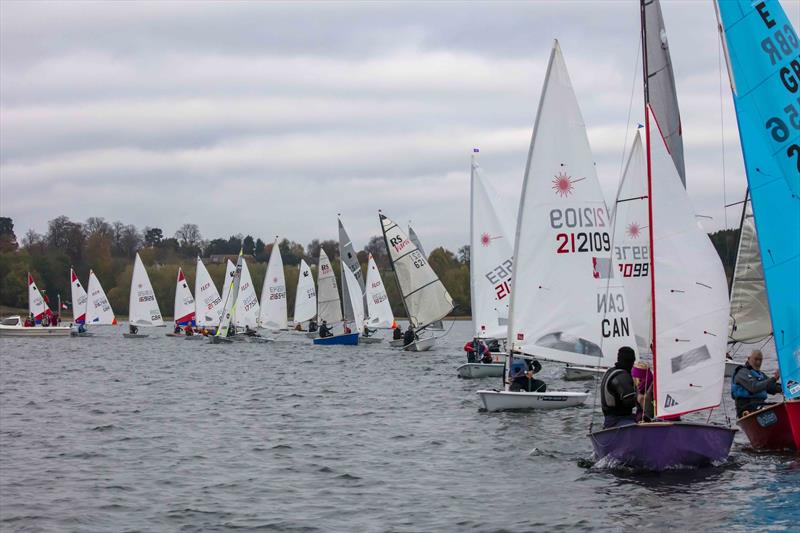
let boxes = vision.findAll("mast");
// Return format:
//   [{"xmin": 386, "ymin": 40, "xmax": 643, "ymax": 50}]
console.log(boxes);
[{"xmin": 469, "ymin": 150, "xmax": 477, "ymax": 337}]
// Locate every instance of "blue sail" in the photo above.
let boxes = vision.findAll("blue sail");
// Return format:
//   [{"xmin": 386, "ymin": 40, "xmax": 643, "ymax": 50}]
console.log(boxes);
[{"xmin": 718, "ymin": 0, "xmax": 800, "ymax": 398}]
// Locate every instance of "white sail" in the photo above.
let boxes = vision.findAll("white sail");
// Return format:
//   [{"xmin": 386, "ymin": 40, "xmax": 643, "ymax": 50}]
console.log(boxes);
[
  {"xmin": 381, "ymin": 214, "xmax": 454, "ymax": 328},
  {"xmin": 27, "ymin": 273, "xmax": 50, "ymax": 322},
  {"xmin": 69, "ymin": 268, "xmax": 88, "ymax": 324},
  {"xmin": 729, "ymin": 200, "xmax": 770, "ymax": 343},
  {"xmin": 507, "ymin": 41, "xmax": 636, "ymax": 368},
  {"xmin": 258, "ymin": 238, "xmax": 288, "ymax": 330},
  {"xmin": 216, "ymin": 251, "xmax": 243, "ymax": 338},
  {"xmin": 611, "ymin": 133, "xmax": 652, "ymax": 354},
  {"xmin": 342, "ymin": 259, "xmax": 365, "ymax": 331},
  {"xmin": 293, "ymin": 259, "xmax": 317, "ymax": 323},
  {"xmin": 220, "ymin": 259, "xmax": 236, "ymax": 313},
  {"xmin": 646, "ymin": 105, "xmax": 729, "ymax": 418},
  {"xmin": 338, "ymin": 218, "xmax": 366, "ymax": 322},
  {"xmin": 317, "ymin": 249, "xmax": 343, "ymax": 324},
  {"xmin": 470, "ymin": 153, "xmax": 514, "ymax": 339},
  {"xmin": 407, "ymin": 224, "xmax": 444, "ymax": 330},
  {"xmin": 173, "ymin": 267, "xmax": 195, "ymax": 325},
  {"xmin": 194, "ymin": 257, "xmax": 223, "ymax": 327},
  {"xmin": 365, "ymin": 254, "xmax": 395, "ymax": 328},
  {"xmin": 86, "ymin": 270, "xmax": 116, "ymax": 325},
  {"xmin": 129, "ymin": 253, "xmax": 164, "ymax": 327},
  {"xmin": 234, "ymin": 257, "xmax": 260, "ymax": 328}
]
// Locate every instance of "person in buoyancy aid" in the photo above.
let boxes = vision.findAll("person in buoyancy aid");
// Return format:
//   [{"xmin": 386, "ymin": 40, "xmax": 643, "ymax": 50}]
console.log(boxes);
[
  {"xmin": 174, "ymin": 324, "xmax": 182, "ymax": 334},
  {"xmin": 600, "ymin": 346, "xmax": 637, "ymax": 428},
  {"xmin": 731, "ymin": 350, "xmax": 781, "ymax": 418},
  {"xmin": 308, "ymin": 319, "xmax": 318, "ymax": 333},
  {"xmin": 318, "ymin": 320, "xmax": 333, "ymax": 338},
  {"xmin": 129, "ymin": 324, "xmax": 139, "ymax": 335},
  {"xmin": 393, "ymin": 325, "xmax": 403, "ymax": 340},
  {"xmin": 403, "ymin": 325, "xmax": 416, "ymax": 347},
  {"xmin": 508, "ymin": 358, "xmax": 546, "ymax": 392},
  {"xmin": 184, "ymin": 324, "xmax": 194, "ymax": 336}
]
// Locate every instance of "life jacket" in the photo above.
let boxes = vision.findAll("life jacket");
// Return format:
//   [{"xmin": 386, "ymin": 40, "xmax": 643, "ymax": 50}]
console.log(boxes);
[
  {"xmin": 600, "ymin": 368, "xmax": 627, "ymax": 412},
  {"xmin": 730, "ymin": 366, "xmax": 769, "ymax": 401}
]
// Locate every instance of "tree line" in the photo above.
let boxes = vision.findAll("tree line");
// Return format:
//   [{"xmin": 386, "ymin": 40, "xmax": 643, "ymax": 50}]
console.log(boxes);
[{"xmin": 0, "ymin": 216, "xmax": 470, "ymax": 319}]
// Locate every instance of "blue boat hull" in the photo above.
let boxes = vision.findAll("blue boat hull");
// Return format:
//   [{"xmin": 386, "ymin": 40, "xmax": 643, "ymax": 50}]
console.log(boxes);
[
  {"xmin": 312, "ymin": 333, "xmax": 360, "ymax": 346},
  {"xmin": 589, "ymin": 422, "xmax": 736, "ymax": 471}
]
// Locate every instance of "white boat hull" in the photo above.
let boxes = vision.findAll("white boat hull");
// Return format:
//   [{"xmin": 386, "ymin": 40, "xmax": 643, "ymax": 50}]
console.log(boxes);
[
  {"xmin": 457, "ymin": 363, "xmax": 504, "ymax": 379},
  {"xmin": 477, "ymin": 390, "xmax": 588, "ymax": 411},
  {"xmin": 403, "ymin": 336, "xmax": 436, "ymax": 352},
  {"xmin": 0, "ymin": 325, "xmax": 72, "ymax": 337},
  {"xmin": 564, "ymin": 365, "xmax": 607, "ymax": 381}
]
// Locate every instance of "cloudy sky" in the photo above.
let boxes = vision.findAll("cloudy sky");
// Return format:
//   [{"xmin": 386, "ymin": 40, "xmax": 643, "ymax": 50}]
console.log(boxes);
[{"xmin": 1, "ymin": 0, "xmax": 775, "ymax": 252}]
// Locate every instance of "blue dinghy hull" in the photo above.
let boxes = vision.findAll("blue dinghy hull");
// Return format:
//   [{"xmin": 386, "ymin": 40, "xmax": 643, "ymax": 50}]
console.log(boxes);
[{"xmin": 312, "ymin": 333, "xmax": 360, "ymax": 346}]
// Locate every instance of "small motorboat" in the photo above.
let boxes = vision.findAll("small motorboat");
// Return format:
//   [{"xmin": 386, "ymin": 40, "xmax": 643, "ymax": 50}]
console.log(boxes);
[
  {"xmin": 477, "ymin": 389, "xmax": 588, "ymax": 411},
  {"xmin": 0, "ymin": 316, "xmax": 72, "ymax": 337},
  {"xmin": 737, "ymin": 400, "xmax": 800, "ymax": 452},
  {"xmin": 313, "ymin": 332, "xmax": 360, "ymax": 346},
  {"xmin": 457, "ymin": 363, "xmax": 504, "ymax": 379}
]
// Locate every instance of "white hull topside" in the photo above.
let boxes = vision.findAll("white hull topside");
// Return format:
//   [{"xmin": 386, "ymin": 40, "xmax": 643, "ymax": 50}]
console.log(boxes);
[
  {"xmin": 477, "ymin": 390, "xmax": 588, "ymax": 411},
  {"xmin": 403, "ymin": 336, "xmax": 436, "ymax": 352}
]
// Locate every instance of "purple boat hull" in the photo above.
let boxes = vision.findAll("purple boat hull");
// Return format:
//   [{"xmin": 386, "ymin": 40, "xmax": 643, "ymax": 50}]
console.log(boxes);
[{"xmin": 589, "ymin": 422, "xmax": 736, "ymax": 471}]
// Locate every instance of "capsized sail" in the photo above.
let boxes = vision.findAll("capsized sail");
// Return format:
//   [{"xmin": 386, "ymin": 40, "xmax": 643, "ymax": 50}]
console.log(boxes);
[
  {"xmin": 317, "ymin": 249, "xmax": 343, "ymax": 324},
  {"xmin": 646, "ymin": 105, "xmax": 730, "ymax": 418},
  {"xmin": 174, "ymin": 267, "xmax": 196, "ymax": 326},
  {"xmin": 69, "ymin": 268, "xmax": 88, "ymax": 324},
  {"xmin": 258, "ymin": 238, "xmax": 288, "ymax": 330},
  {"xmin": 611, "ymin": 133, "xmax": 652, "ymax": 354},
  {"xmin": 470, "ymin": 152, "xmax": 514, "ymax": 339},
  {"xmin": 342, "ymin": 259, "xmax": 365, "ymax": 331},
  {"xmin": 194, "ymin": 257, "xmax": 223, "ymax": 327},
  {"xmin": 507, "ymin": 40, "xmax": 636, "ymax": 369},
  {"xmin": 234, "ymin": 257, "xmax": 260, "ymax": 328},
  {"xmin": 129, "ymin": 253, "xmax": 164, "ymax": 327},
  {"xmin": 86, "ymin": 270, "xmax": 116, "ymax": 325},
  {"xmin": 216, "ymin": 250, "xmax": 244, "ymax": 338},
  {"xmin": 642, "ymin": 0, "xmax": 686, "ymax": 185},
  {"xmin": 381, "ymin": 213, "xmax": 454, "ymax": 329},
  {"xmin": 729, "ymin": 199, "xmax": 770, "ymax": 343},
  {"xmin": 293, "ymin": 259, "xmax": 317, "ymax": 324},
  {"xmin": 338, "ymin": 218, "xmax": 366, "ymax": 322},
  {"xmin": 27, "ymin": 273, "xmax": 52, "ymax": 323},
  {"xmin": 717, "ymin": 0, "xmax": 800, "ymax": 399},
  {"xmin": 365, "ymin": 253, "xmax": 395, "ymax": 328}
]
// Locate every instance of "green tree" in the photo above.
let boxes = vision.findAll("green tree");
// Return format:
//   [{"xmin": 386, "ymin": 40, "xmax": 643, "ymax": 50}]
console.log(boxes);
[{"xmin": 0, "ymin": 217, "xmax": 18, "ymax": 252}]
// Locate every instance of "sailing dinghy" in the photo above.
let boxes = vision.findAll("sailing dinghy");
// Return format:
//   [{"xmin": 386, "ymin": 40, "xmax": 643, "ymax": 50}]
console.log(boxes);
[
  {"xmin": 258, "ymin": 237, "xmax": 289, "ymax": 332},
  {"xmin": 68, "ymin": 268, "xmax": 93, "ymax": 337},
  {"xmin": 234, "ymin": 256, "xmax": 260, "ymax": 331},
  {"xmin": 194, "ymin": 256, "xmax": 223, "ymax": 335},
  {"xmin": 125, "ymin": 253, "xmax": 164, "ymax": 338},
  {"xmin": 168, "ymin": 267, "xmax": 196, "ymax": 337},
  {"xmin": 363, "ymin": 253, "xmax": 394, "ymax": 344},
  {"xmin": 477, "ymin": 41, "xmax": 632, "ymax": 412},
  {"xmin": 211, "ymin": 250, "xmax": 244, "ymax": 344},
  {"xmin": 407, "ymin": 223, "xmax": 445, "ymax": 332},
  {"xmin": 312, "ymin": 248, "xmax": 358, "ymax": 345},
  {"xmin": 717, "ymin": 0, "xmax": 800, "ymax": 451},
  {"xmin": 86, "ymin": 270, "xmax": 117, "ymax": 328},
  {"xmin": 292, "ymin": 259, "xmax": 318, "ymax": 333},
  {"xmin": 381, "ymin": 213, "xmax": 454, "ymax": 352}
]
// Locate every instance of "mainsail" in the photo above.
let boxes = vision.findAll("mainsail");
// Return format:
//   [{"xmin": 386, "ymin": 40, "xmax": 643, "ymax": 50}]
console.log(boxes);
[
  {"xmin": 342, "ymin": 259, "xmax": 365, "ymax": 331},
  {"xmin": 234, "ymin": 257, "xmax": 260, "ymax": 328},
  {"xmin": 27, "ymin": 273, "xmax": 51, "ymax": 323},
  {"xmin": 717, "ymin": 0, "xmax": 800, "ymax": 399},
  {"xmin": 220, "ymin": 259, "xmax": 236, "ymax": 313},
  {"xmin": 216, "ymin": 250, "xmax": 243, "ymax": 338},
  {"xmin": 470, "ymin": 152, "xmax": 514, "ymax": 339},
  {"xmin": 645, "ymin": 105, "xmax": 730, "ymax": 418},
  {"xmin": 642, "ymin": 0, "xmax": 685, "ymax": 185},
  {"xmin": 365, "ymin": 253, "xmax": 395, "ymax": 328},
  {"xmin": 338, "ymin": 218, "xmax": 366, "ymax": 322},
  {"xmin": 293, "ymin": 259, "xmax": 317, "ymax": 324},
  {"xmin": 258, "ymin": 238, "xmax": 288, "ymax": 330},
  {"xmin": 129, "ymin": 253, "xmax": 164, "ymax": 327},
  {"xmin": 381, "ymin": 213, "xmax": 454, "ymax": 329},
  {"xmin": 194, "ymin": 257, "xmax": 223, "ymax": 327},
  {"xmin": 729, "ymin": 198, "xmax": 770, "ymax": 343},
  {"xmin": 507, "ymin": 40, "xmax": 636, "ymax": 369},
  {"xmin": 317, "ymin": 248, "xmax": 343, "ymax": 324},
  {"xmin": 69, "ymin": 268, "xmax": 88, "ymax": 324},
  {"xmin": 86, "ymin": 270, "xmax": 116, "ymax": 325},
  {"xmin": 407, "ymin": 223, "xmax": 444, "ymax": 330},
  {"xmin": 174, "ymin": 267, "xmax": 195, "ymax": 326}
]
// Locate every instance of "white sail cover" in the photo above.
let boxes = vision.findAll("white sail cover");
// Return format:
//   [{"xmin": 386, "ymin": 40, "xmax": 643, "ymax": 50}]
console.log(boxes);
[
  {"xmin": 507, "ymin": 41, "xmax": 636, "ymax": 368},
  {"xmin": 194, "ymin": 257, "xmax": 223, "ymax": 327},
  {"xmin": 338, "ymin": 218, "xmax": 366, "ymax": 322},
  {"xmin": 216, "ymin": 251, "xmax": 243, "ymax": 338},
  {"xmin": 611, "ymin": 133, "xmax": 653, "ymax": 354},
  {"xmin": 470, "ymin": 154, "xmax": 514, "ymax": 339},
  {"xmin": 27, "ymin": 273, "xmax": 50, "ymax": 322},
  {"xmin": 220, "ymin": 259, "xmax": 236, "ymax": 313},
  {"xmin": 729, "ymin": 201, "xmax": 770, "ymax": 343},
  {"xmin": 234, "ymin": 257, "xmax": 260, "ymax": 328},
  {"xmin": 70, "ymin": 268, "xmax": 88, "ymax": 324},
  {"xmin": 258, "ymin": 239, "xmax": 288, "ymax": 330},
  {"xmin": 365, "ymin": 254, "xmax": 395, "ymax": 328},
  {"xmin": 173, "ymin": 267, "xmax": 195, "ymax": 325},
  {"xmin": 293, "ymin": 259, "xmax": 317, "ymax": 323},
  {"xmin": 316, "ymin": 249, "xmax": 343, "ymax": 324},
  {"xmin": 129, "ymin": 253, "xmax": 164, "ymax": 327},
  {"xmin": 381, "ymin": 214, "xmax": 454, "ymax": 328},
  {"xmin": 86, "ymin": 270, "xmax": 116, "ymax": 325},
  {"xmin": 342, "ymin": 259, "xmax": 365, "ymax": 331},
  {"xmin": 647, "ymin": 106, "xmax": 729, "ymax": 418}
]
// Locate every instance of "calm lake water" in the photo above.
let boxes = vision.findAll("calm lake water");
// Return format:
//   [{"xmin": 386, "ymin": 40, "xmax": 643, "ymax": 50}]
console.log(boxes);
[{"xmin": 1, "ymin": 321, "xmax": 797, "ymax": 532}]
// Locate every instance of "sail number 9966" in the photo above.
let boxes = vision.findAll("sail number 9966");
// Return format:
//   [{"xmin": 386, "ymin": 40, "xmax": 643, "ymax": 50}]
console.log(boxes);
[{"xmin": 556, "ymin": 232, "xmax": 611, "ymax": 254}]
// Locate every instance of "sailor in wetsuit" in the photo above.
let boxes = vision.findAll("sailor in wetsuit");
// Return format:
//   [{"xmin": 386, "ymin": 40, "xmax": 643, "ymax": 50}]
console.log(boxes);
[
  {"xmin": 318, "ymin": 320, "xmax": 333, "ymax": 338},
  {"xmin": 508, "ymin": 358, "xmax": 546, "ymax": 392},
  {"xmin": 403, "ymin": 325, "xmax": 416, "ymax": 347},
  {"xmin": 600, "ymin": 346, "xmax": 637, "ymax": 428}
]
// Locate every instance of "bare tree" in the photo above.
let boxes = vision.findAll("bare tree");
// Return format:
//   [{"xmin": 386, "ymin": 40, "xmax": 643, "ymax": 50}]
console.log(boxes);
[{"xmin": 175, "ymin": 223, "xmax": 202, "ymax": 248}]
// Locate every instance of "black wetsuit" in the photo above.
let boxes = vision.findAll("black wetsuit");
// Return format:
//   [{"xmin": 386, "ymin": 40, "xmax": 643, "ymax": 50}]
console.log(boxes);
[
  {"xmin": 600, "ymin": 364, "xmax": 637, "ymax": 428},
  {"xmin": 319, "ymin": 324, "xmax": 333, "ymax": 338},
  {"xmin": 403, "ymin": 329, "xmax": 415, "ymax": 346}
]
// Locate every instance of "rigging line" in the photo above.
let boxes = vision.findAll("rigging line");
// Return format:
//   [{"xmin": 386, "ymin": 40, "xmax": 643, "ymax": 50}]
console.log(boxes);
[{"xmin": 617, "ymin": 39, "xmax": 643, "ymax": 183}]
